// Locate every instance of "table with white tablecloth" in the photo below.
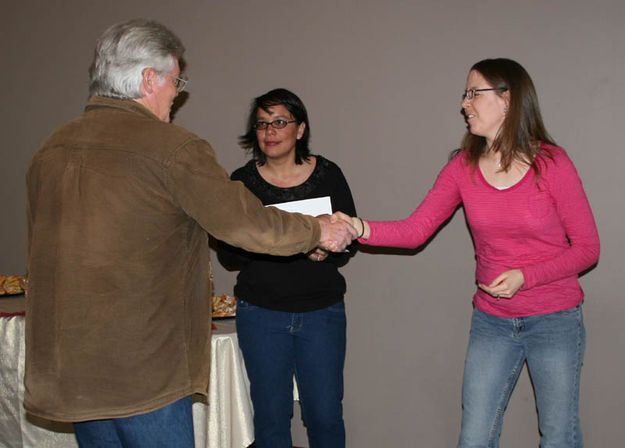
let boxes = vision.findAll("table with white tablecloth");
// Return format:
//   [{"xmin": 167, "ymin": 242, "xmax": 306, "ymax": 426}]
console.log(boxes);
[
  {"xmin": 0, "ymin": 298, "xmax": 255, "ymax": 448},
  {"xmin": 195, "ymin": 318, "xmax": 254, "ymax": 448}
]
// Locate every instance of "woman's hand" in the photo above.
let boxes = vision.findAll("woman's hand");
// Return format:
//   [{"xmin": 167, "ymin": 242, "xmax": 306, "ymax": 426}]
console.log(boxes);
[
  {"xmin": 308, "ymin": 247, "xmax": 329, "ymax": 262},
  {"xmin": 332, "ymin": 212, "xmax": 369, "ymax": 239},
  {"xmin": 317, "ymin": 214, "xmax": 357, "ymax": 252},
  {"xmin": 479, "ymin": 269, "xmax": 525, "ymax": 299}
]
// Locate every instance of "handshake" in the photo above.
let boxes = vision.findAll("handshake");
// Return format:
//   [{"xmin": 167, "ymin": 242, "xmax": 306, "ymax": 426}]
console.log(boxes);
[{"xmin": 314, "ymin": 211, "xmax": 370, "ymax": 254}]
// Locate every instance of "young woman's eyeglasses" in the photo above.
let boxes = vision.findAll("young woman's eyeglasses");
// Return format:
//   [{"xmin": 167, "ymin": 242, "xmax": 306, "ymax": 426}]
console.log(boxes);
[
  {"xmin": 253, "ymin": 119, "xmax": 298, "ymax": 130},
  {"xmin": 462, "ymin": 87, "xmax": 507, "ymax": 101}
]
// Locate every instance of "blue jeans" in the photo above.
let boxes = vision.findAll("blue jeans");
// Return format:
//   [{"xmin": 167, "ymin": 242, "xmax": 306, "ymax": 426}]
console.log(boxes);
[
  {"xmin": 236, "ymin": 299, "xmax": 346, "ymax": 448},
  {"xmin": 458, "ymin": 306, "xmax": 585, "ymax": 448},
  {"xmin": 73, "ymin": 396, "xmax": 194, "ymax": 448}
]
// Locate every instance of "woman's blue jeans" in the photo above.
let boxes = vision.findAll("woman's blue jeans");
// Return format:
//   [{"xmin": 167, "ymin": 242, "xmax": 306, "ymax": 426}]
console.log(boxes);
[
  {"xmin": 236, "ymin": 299, "xmax": 346, "ymax": 448},
  {"xmin": 458, "ymin": 306, "xmax": 585, "ymax": 448},
  {"xmin": 73, "ymin": 396, "xmax": 194, "ymax": 447}
]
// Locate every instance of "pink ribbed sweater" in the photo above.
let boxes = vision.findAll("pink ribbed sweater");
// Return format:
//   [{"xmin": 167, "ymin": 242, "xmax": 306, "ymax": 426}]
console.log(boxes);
[{"xmin": 362, "ymin": 145, "xmax": 600, "ymax": 317}]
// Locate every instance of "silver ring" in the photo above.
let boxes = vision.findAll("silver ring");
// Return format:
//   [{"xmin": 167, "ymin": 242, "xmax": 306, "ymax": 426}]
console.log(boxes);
[
  {"xmin": 317, "ymin": 254, "xmax": 321, "ymax": 261},
  {"xmin": 496, "ymin": 294, "xmax": 500, "ymax": 300}
]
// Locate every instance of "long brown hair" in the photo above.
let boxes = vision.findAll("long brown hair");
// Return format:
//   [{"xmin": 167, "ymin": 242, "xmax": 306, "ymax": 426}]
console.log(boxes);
[{"xmin": 460, "ymin": 58, "xmax": 555, "ymax": 175}]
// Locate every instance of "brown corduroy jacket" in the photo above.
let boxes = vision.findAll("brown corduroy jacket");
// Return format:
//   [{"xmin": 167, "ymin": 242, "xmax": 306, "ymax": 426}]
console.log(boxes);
[{"xmin": 24, "ymin": 96, "xmax": 319, "ymax": 422}]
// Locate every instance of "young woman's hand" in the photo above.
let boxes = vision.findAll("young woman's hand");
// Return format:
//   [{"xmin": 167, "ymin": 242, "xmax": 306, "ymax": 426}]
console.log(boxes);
[
  {"xmin": 332, "ymin": 211, "xmax": 369, "ymax": 239},
  {"xmin": 478, "ymin": 269, "xmax": 525, "ymax": 299}
]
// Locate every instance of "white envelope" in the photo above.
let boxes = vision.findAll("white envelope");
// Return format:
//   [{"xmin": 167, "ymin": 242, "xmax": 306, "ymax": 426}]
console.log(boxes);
[{"xmin": 266, "ymin": 196, "xmax": 332, "ymax": 217}]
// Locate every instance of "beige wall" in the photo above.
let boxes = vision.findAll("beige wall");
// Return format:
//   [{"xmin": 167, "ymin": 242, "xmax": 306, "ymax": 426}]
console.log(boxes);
[{"xmin": 3, "ymin": 1, "xmax": 624, "ymax": 446}]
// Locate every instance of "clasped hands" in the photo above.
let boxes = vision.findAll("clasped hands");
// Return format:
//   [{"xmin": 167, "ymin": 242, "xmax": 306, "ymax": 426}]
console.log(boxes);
[
  {"xmin": 478, "ymin": 269, "xmax": 525, "ymax": 300},
  {"xmin": 314, "ymin": 213, "xmax": 356, "ymax": 257},
  {"xmin": 311, "ymin": 212, "xmax": 368, "ymax": 261}
]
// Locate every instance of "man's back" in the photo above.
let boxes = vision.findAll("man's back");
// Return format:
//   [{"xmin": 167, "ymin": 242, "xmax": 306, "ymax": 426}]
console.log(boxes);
[{"xmin": 25, "ymin": 96, "xmax": 214, "ymax": 421}]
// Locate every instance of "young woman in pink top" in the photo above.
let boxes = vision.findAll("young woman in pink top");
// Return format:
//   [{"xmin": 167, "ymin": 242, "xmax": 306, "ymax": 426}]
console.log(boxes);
[{"xmin": 338, "ymin": 58, "xmax": 599, "ymax": 447}]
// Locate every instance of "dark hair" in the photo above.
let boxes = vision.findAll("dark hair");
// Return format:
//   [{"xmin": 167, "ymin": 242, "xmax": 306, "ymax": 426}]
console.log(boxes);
[
  {"xmin": 239, "ymin": 88, "xmax": 311, "ymax": 165},
  {"xmin": 460, "ymin": 58, "xmax": 555, "ymax": 175}
]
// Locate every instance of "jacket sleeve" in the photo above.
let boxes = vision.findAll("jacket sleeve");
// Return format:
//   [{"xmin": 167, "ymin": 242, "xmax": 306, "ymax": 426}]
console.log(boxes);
[{"xmin": 165, "ymin": 138, "xmax": 320, "ymax": 256}]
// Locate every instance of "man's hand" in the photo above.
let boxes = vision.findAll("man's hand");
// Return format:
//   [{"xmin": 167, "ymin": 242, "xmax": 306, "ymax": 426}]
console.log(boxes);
[
  {"xmin": 332, "ymin": 211, "xmax": 369, "ymax": 239},
  {"xmin": 317, "ymin": 214, "xmax": 358, "ymax": 252}
]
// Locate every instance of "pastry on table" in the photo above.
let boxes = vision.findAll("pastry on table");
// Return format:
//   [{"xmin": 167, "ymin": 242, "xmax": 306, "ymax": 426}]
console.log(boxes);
[
  {"xmin": 0, "ymin": 275, "xmax": 27, "ymax": 295},
  {"xmin": 211, "ymin": 294, "xmax": 237, "ymax": 317}
]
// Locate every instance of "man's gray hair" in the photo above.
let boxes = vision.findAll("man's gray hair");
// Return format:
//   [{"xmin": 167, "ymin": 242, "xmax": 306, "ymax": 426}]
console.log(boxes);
[{"xmin": 88, "ymin": 19, "xmax": 185, "ymax": 99}]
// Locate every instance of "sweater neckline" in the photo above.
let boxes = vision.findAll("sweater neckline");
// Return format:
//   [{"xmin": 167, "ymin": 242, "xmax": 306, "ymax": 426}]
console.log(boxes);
[
  {"xmin": 254, "ymin": 155, "xmax": 319, "ymax": 190},
  {"xmin": 246, "ymin": 155, "xmax": 327, "ymax": 201},
  {"xmin": 476, "ymin": 164, "xmax": 533, "ymax": 192}
]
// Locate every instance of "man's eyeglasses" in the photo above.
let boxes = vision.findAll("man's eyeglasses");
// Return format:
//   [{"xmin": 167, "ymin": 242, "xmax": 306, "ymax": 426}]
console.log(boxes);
[
  {"xmin": 462, "ymin": 87, "xmax": 507, "ymax": 101},
  {"xmin": 253, "ymin": 119, "xmax": 298, "ymax": 130},
  {"xmin": 168, "ymin": 74, "xmax": 188, "ymax": 93}
]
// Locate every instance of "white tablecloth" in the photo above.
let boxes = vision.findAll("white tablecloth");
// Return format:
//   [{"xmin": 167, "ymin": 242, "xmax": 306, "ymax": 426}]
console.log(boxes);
[
  {"xmin": 195, "ymin": 319, "xmax": 254, "ymax": 448},
  {"xmin": 0, "ymin": 315, "xmax": 254, "ymax": 448}
]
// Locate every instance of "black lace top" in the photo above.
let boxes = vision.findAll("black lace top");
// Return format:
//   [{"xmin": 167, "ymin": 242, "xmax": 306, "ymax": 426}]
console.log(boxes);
[{"xmin": 217, "ymin": 155, "xmax": 357, "ymax": 312}]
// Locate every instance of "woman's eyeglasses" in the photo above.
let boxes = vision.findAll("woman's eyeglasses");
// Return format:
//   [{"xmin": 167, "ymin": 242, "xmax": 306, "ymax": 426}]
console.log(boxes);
[
  {"xmin": 462, "ymin": 87, "xmax": 507, "ymax": 100},
  {"xmin": 253, "ymin": 119, "xmax": 298, "ymax": 130}
]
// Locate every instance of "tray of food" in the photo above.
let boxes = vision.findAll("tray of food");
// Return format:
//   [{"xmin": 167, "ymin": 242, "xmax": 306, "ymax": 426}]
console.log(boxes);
[
  {"xmin": 212, "ymin": 293, "xmax": 237, "ymax": 318},
  {"xmin": 0, "ymin": 275, "xmax": 28, "ymax": 296}
]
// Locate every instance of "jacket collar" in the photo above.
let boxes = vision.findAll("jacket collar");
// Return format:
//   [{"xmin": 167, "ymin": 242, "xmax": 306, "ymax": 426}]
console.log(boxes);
[{"xmin": 85, "ymin": 96, "xmax": 161, "ymax": 121}]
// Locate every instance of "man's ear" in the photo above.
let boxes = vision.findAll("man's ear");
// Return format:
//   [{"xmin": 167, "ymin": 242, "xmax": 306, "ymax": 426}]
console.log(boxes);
[{"xmin": 139, "ymin": 67, "xmax": 157, "ymax": 96}]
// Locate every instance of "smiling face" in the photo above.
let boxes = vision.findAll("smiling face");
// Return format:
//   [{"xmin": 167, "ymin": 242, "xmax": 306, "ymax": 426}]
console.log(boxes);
[
  {"xmin": 255, "ymin": 104, "xmax": 306, "ymax": 162},
  {"xmin": 462, "ymin": 70, "xmax": 509, "ymax": 146}
]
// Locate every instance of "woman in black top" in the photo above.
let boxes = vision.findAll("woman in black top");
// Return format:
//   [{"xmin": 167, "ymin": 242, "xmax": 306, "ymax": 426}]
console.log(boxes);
[{"xmin": 218, "ymin": 88, "xmax": 355, "ymax": 448}]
